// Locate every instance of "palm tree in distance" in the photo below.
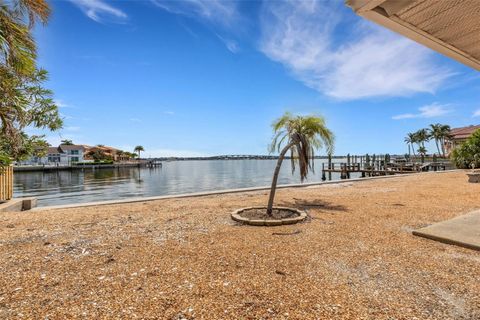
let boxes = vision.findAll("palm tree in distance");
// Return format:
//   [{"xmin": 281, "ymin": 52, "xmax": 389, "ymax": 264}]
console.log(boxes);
[
  {"xmin": 429, "ymin": 123, "xmax": 445, "ymax": 156},
  {"xmin": 417, "ymin": 146, "xmax": 427, "ymax": 163},
  {"xmin": 404, "ymin": 133, "xmax": 416, "ymax": 157},
  {"xmin": 61, "ymin": 139, "xmax": 73, "ymax": 145},
  {"xmin": 414, "ymin": 128, "xmax": 429, "ymax": 151},
  {"xmin": 438, "ymin": 124, "xmax": 451, "ymax": 157},
  {"xmin": 134, "ymin": 145, "xmax": 145, "ymax": 159},
  {"xmin": 267, "ymin": 112, "xmax": 334, "ymax": 215}
]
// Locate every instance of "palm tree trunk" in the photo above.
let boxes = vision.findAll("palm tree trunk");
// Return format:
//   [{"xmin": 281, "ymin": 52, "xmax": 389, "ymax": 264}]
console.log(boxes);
[
  {"xmin": 267, "ymin": 142, "xmax": 295, "ymax": 215},
  {"xmin": 435, "ymin": 139, "xmax": 441, "ymax": 156},
  {"xmin": 441, "ymin": 138, "xmax": 446, "ymax": 157}
]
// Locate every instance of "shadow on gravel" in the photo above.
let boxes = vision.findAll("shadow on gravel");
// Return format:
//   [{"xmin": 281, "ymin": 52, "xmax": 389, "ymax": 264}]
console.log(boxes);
[{"xmin": 279, "ymin": 198, "xmax": 349, "ymax": 213}]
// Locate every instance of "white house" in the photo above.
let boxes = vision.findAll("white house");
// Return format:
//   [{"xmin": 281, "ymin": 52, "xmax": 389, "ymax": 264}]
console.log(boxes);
[
  {"xmin": 21, "ymin": 144, "xmax": 85, "ymax": 165},
  {"xmin": 56, "ymin": 144, "xmax": 85, "ymax": 164}
]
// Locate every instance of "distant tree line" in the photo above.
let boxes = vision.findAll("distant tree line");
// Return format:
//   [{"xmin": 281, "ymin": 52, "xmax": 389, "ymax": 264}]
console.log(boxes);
[{"xmin": 404, "ymin": 124, "xmax": 451, "ymax": 159}]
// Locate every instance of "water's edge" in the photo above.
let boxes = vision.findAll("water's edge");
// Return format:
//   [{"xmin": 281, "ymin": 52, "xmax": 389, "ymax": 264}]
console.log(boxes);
[{"xmin": 33, "ymin": 171, "xmax": 458, "ymax": 211}]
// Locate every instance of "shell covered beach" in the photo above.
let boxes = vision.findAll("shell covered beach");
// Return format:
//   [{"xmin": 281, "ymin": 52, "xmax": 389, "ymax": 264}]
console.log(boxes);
[{"xmin": 1, "ymin": 171, "xmax": 479, "ymax": 319}]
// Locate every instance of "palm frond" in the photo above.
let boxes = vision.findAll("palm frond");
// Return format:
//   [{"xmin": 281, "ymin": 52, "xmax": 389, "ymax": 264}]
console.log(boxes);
[{"xmin": 270, "ymin": 112, "xmax": 334, "ymax": 182}]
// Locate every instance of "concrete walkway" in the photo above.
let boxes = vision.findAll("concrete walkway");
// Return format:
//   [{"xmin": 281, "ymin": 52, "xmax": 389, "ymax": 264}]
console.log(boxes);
[{"xmin": 413, "ymin": 210, "xmax": 480, "ymax": 251}]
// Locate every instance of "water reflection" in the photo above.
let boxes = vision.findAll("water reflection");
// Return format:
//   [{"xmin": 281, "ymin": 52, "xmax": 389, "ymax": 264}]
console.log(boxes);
[{"xmin": 14, "ymin": 159, "xmax": 350, "ymax": 207}]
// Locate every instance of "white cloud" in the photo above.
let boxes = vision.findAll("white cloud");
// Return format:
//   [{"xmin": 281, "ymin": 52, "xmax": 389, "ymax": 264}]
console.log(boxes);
[
  {"xmin": 260, "ymin": 1, "xmax": 453, "ymax": 100},
  {"xmin": 473, "ymin": 109, "xmax": 480, "ymax": 117},
  {"xmin": 69, "ymin": 0, "xmax": 127, "ymax": 23},
  {"xmin": 216, "ymin": 34, "xmax": 239, "ymax": 53},
  {"xmin": 129, "ymin": 118, "xmax": 142, "ymax": 123},
  {"xmin": 152, "ymin": 0, "xmax": 240, "ymax": 52},
  {"xmin": 151, "ymin": 0, "xmax": 237, "ymax": 27},
  {"xmin": 163, "ymin": 111, "xmax": 175, "ymax": 115},
  {"xmin": 392, "ymin": 103, "xmax": 452, "ymax": 120},
  {"xmin": 55, "ymin": 99, "xmax": 73, "ymax": 108}
]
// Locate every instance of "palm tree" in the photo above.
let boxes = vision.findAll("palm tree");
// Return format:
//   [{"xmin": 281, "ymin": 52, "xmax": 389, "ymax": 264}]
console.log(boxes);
[
  {"xmin": 134, "ymin": 145, "xmax": 145, "ymax": 159},
  {"xmin": 414, "ymin": 128, "xmax": 429, "ymax": 149},
  {"xmin": 404, "ymin": 133, "xmax": 415, "ymax": 157},
  {"xmin": 267, "ymin": 113, "xmax": 334, "ymax": 215},
  {"xmin": 439, "ymin": 124, "xmax": 451, "ymax": 157},
  {"xmin": 0, "ymin": 0, "xmax": 61, "ymax": 160},
  {"xmin": 0, "ymin": 0, "xmax": 50, "ymax": 75},
  {"xmin": 417, "ymin": 146, "xmax": 427, "ymax": 163},
  {"xmin": 61, "ymin": 139, "xmax": 73, "ymax": 145},
  {"xmin": 428, "ymin": 123, "xmax": 444, "ymax": 156}
]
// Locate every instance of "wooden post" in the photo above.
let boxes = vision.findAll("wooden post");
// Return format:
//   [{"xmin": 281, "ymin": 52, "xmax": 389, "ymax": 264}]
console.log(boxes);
[
  {"xmin": 340, "ymin": 164, "xmax": 347, "ymax": 179},
  {"xmin": 0, "ymin": 166, "xmax": 13, "ymax": 201},
  {"xmin": 328, "ymin": 154, "xmax": 332, "ymax": 181}
]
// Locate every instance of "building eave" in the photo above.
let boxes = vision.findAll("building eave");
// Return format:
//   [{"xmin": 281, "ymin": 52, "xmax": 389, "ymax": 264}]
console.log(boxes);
[{"xmin": 346, "ymin": 0, "xmax": 480, "ymax": 71}]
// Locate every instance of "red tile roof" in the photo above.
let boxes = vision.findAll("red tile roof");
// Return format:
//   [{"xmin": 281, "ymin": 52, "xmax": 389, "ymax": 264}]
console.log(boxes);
[{"xmin": 450, "ymin": 125, "xmax": 480, "ymax": 140}]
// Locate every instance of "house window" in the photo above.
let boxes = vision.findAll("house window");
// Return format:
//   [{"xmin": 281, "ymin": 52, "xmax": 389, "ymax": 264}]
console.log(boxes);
[
  {"xmin": 70, "ymin": 150, "xmax": 79, "ymax": 155},
  {"xmin": 71, "ymin": 157, "xmax": 79, "ymax": 162}
]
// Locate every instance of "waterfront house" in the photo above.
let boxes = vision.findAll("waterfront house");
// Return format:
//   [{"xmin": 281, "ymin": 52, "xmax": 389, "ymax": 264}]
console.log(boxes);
[
  {"xmin": 444, "ymin": 125, "xmax": 480, "ymax": 155},
  {"xmin": 21, "ymin": 144, "xmax": 85, "ymax": 165},
  {"xmin": 46, "ymin": 146, "xmax": 62, "ymax": 163},
  {"xmin": 84, "ymin": 145, "xmax": 124, "ymax": 162},
  {"xmin": 58, "ymin": 144, "xmax": 85, "ymax": 164}
]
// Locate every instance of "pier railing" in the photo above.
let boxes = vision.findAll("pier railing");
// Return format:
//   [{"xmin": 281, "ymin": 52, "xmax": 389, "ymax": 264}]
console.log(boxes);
[
  {"xmin": 321, "ymin": 154, "xmax": 453, "ymax": 181},
  {"xmin": 0, "ymin": 166, "xmax": 13, "ymax": 202}
]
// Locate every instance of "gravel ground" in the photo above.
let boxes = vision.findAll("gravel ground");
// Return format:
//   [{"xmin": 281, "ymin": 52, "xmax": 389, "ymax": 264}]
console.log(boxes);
[{"xmin": 0, "ymin": 171, "xmax": 479, "ymax": 319}]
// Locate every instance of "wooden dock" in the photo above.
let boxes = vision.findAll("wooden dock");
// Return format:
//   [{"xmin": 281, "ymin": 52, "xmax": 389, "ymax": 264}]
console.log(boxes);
[{"xmin": 321, "ymin": 154, "xmax": 452, "ymax": 181}]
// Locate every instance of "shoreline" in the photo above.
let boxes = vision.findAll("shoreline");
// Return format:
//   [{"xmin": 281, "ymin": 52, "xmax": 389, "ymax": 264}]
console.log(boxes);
[{"xmin": 32, "ymin": 170, "xmax": 459, "ymax": 210}]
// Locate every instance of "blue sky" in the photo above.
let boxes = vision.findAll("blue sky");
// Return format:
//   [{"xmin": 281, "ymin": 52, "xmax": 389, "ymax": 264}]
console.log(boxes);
[{"xmin": 32, "ymin": 0, "xmax": 480, "ymax": 157}]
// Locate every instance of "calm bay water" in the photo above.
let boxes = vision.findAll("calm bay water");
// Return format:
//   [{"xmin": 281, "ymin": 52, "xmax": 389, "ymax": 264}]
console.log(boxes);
[{"xmin": 14, "ymin": 159, "xmax": 351, "ymax": 207}]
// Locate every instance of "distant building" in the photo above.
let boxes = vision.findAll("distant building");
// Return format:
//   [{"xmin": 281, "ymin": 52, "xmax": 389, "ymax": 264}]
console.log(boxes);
[
  {"xmin": 21, "ymin": 144, "xmax": 86, "ymax": 165},
  {"xmin": 19, "ymin": 144, "xmax": 135, "ymax": 166},
  {"xmin": 445, "ymin": 125, "xmax": 480, "ymax": 155},
  {"xmin": 57, "ymin": 144, "xmax": 85, "ymax": 164},
  {"xmin": 84, "ymin": 145, "xmax": 127, "ymax": 162}
]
